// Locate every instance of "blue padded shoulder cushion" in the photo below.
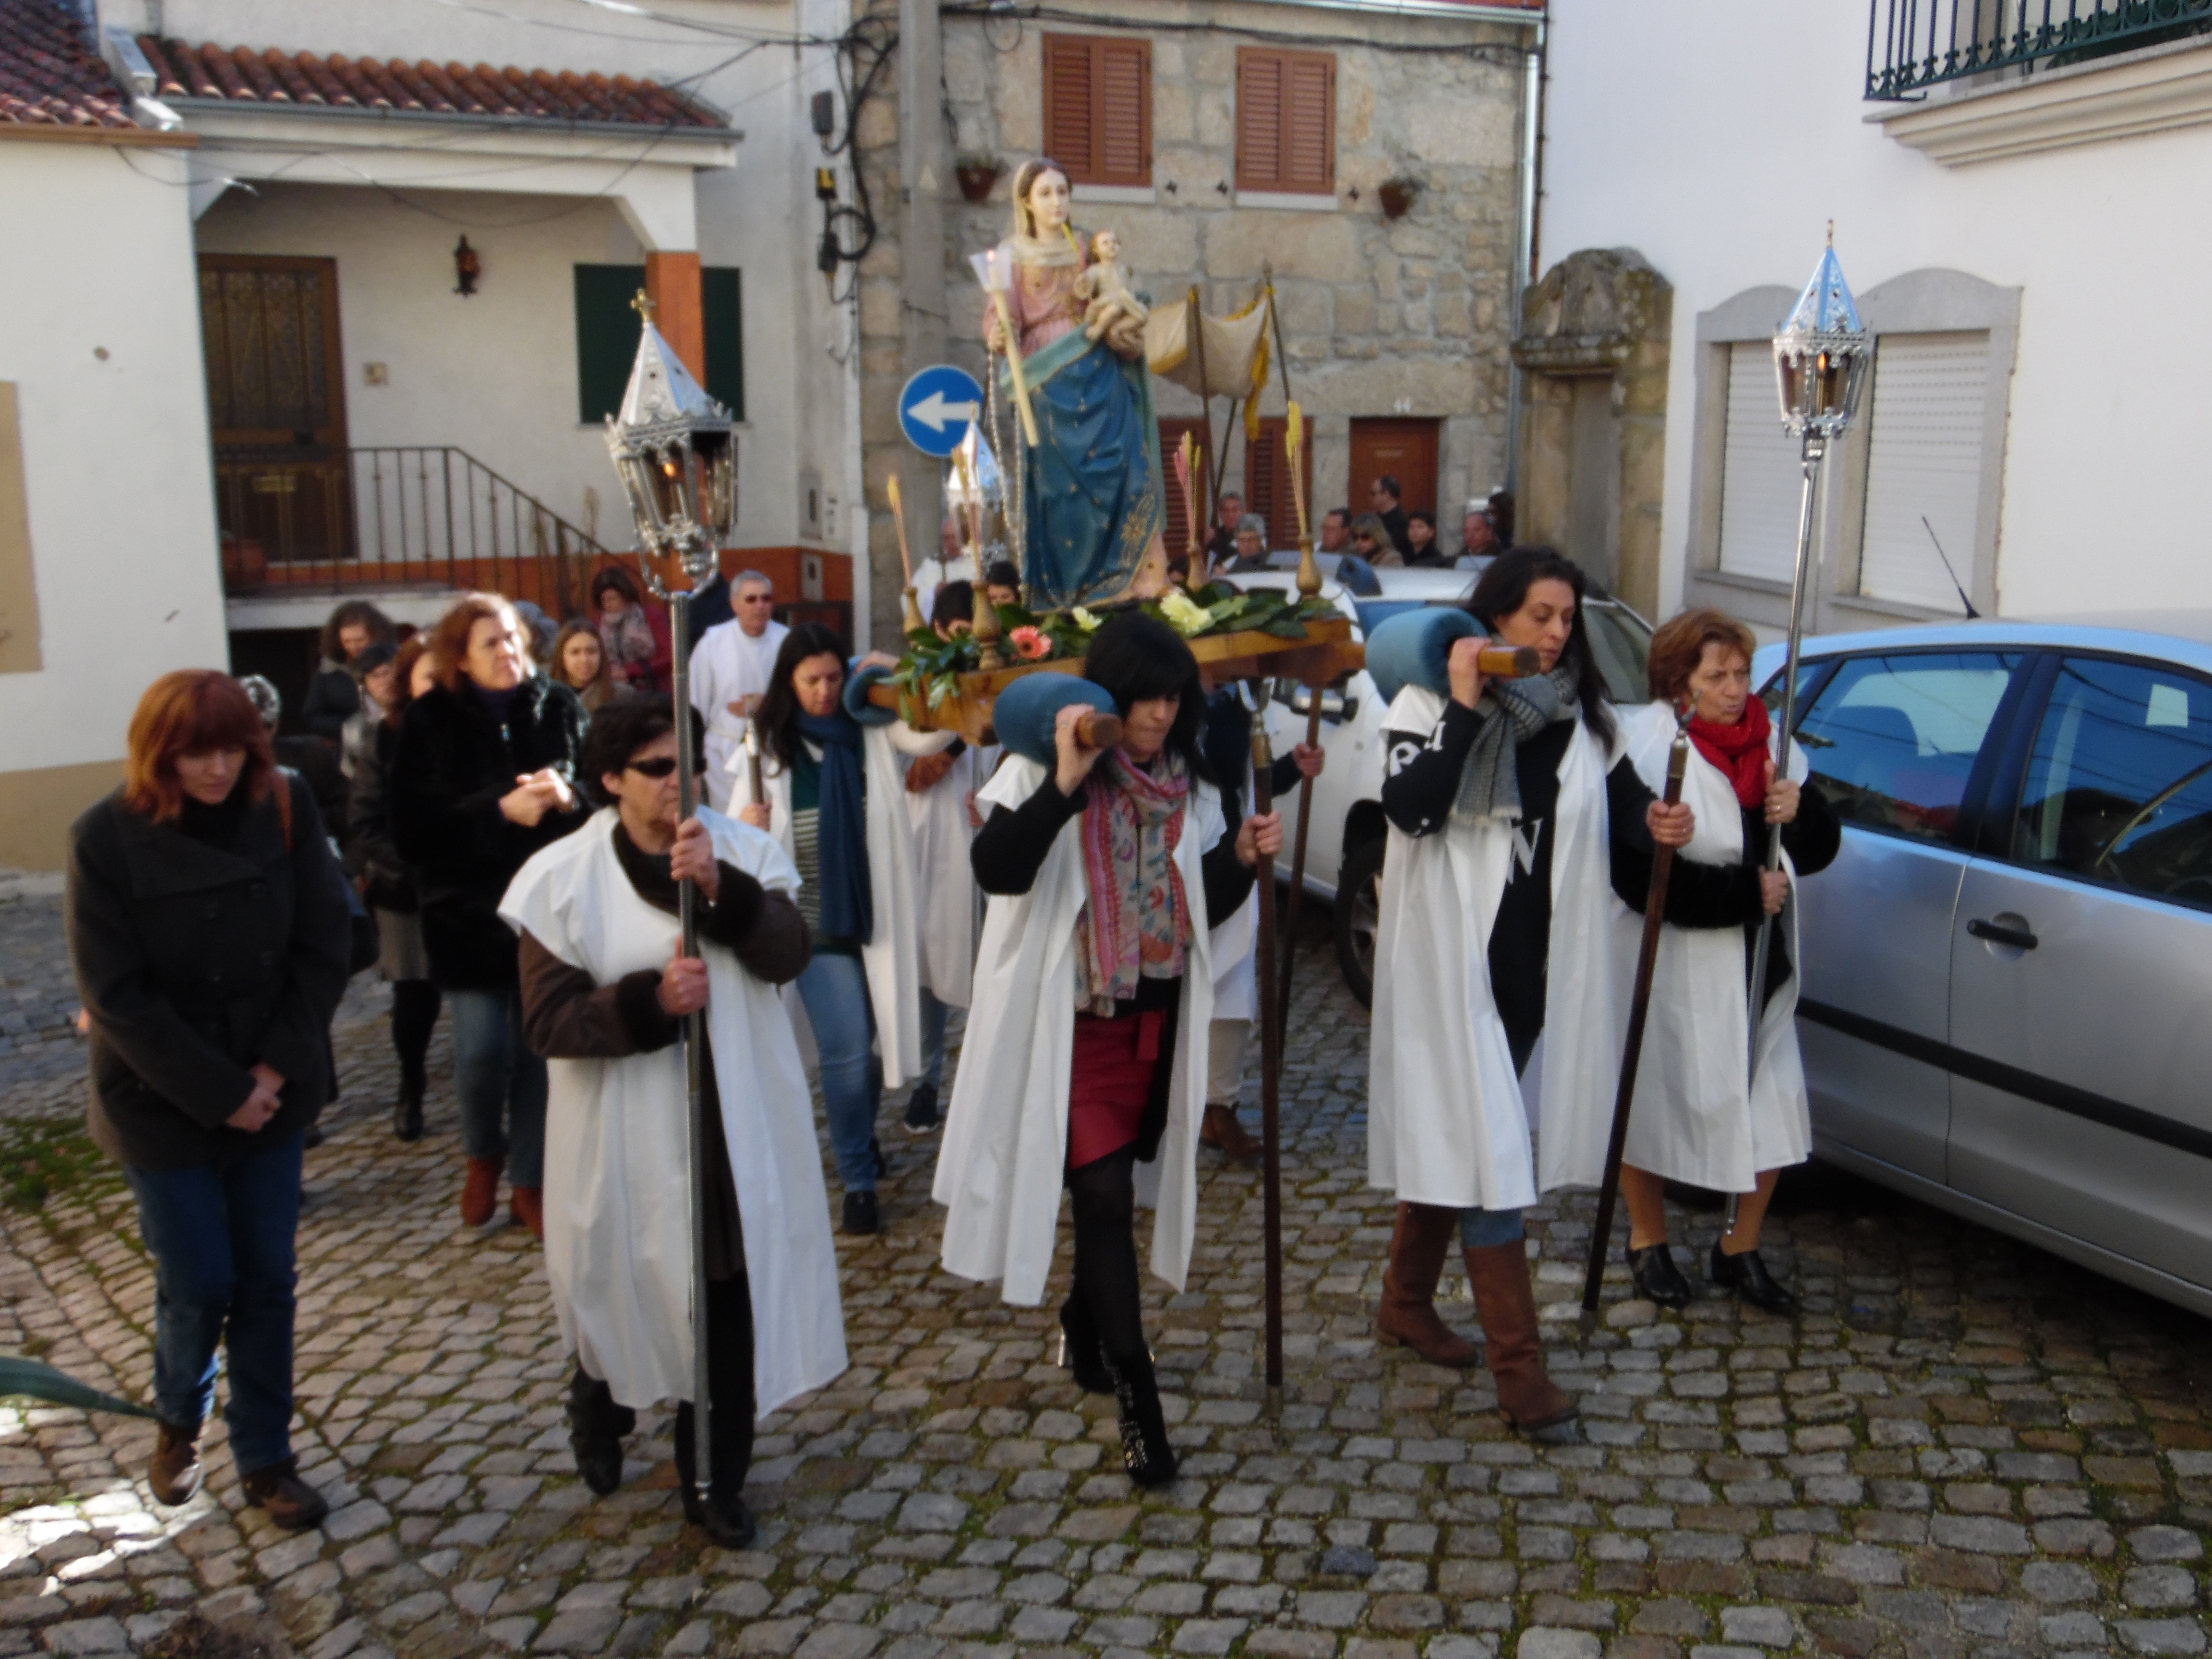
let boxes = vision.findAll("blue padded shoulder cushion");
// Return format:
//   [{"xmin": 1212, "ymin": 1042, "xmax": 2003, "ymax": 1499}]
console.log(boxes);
[
  {"xmin": 992, "ymin": 669, "xmax": 1115, "ymax": 766},
  {"xmin": 1364, "ymin": 607, "xmax": 1483, "ymax": 705},
  {"xmin": 843, "ymin": 660, "xmax": 898, "ymax": 727}
]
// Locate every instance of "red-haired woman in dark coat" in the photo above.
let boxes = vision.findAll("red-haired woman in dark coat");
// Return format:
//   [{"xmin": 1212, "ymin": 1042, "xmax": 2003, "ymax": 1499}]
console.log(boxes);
[{"xmin": 65, "ymin": 671, "xmax": 354, "ymax": 1531}]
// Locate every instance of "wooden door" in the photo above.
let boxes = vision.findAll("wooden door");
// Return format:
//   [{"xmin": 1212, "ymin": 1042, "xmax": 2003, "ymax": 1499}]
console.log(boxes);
[
  {"xmin": 1245, "ymin": 416, "xmax": 1312, "ymax": 555},
  {"xmin": 199, "ymin": 255, "xmax": 351, "ymax": 564},
  {"xmin": 1347, "ymin": 416, "xmax": 1440, "ymax": 523},
  {"xmin": 1157, "ymin": 416, "xmax": 1215, "ymax": 562}
]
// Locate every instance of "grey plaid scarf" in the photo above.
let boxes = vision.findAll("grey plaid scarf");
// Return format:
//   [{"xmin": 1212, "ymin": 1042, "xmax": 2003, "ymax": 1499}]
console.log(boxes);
[{"xmin": 1451, "ymin": 663, "xmax": 1583, "ymax": 826}]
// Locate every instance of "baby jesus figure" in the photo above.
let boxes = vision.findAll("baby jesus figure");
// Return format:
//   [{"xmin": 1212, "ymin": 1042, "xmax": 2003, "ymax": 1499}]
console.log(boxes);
[{"xmin": 1076, "ymin": 228, "xmax": 1148, "ymax": 348}]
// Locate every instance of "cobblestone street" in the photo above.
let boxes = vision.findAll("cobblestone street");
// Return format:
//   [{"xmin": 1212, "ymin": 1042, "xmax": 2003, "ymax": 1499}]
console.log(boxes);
[{"xmin": 3, "ymin": 888, "xmax": 2209, "ymax": 1659}]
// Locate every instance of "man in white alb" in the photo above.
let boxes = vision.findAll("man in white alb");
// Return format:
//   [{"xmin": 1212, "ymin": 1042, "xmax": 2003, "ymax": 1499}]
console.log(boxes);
[{"xmin": 691, "ymin": 571, "xmax": 789, "ymax": 813}]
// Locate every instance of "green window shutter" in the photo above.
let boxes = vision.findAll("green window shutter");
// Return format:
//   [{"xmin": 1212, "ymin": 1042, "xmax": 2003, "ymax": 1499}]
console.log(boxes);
[
  {"xmin": 574, "ymin": 263, "xmax": 646, "ymax": 424},
  {"xmin": 702, "ymin": 266, "xmax": 744, "ymax": 422}
]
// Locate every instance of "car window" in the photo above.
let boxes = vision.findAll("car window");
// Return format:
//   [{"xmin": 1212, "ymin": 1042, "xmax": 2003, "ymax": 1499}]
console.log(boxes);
[
  {"xmin": 1793, "ymin": 651, "xmax": 2023, "ymax": 842},
  {"xmin": 2013, "ymin": 656, "xmax": 2212, "ymax": 908},
  {"xmin": 1584, "ymin": 602, "xmax": 1653, "ymax": 709}
]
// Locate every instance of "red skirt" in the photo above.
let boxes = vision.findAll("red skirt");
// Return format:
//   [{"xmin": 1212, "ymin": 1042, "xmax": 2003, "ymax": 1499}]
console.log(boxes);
[{"xmin": 1067, "ymin": 1010, "xmax": 1166, "ymax": 1169}]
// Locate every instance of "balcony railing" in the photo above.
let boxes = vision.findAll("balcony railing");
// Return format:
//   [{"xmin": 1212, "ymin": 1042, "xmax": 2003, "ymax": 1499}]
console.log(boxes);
[
  {"xmin": 216, "ymin": 445, "xmax": 613, "ymax": 618},
  {"xmin": 1866, "ymin": 0, "xmax": 2212, "ymax": 98}
]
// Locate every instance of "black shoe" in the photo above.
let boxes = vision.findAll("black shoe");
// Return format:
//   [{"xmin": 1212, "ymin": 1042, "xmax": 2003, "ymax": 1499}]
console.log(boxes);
[
  {"xmin": 393, "ymin": 1088, "xmax": 424, "ymax": 1142},
  {"xmin": 903, "ymin": 1082, "xmax": 940, "ymax": 1133},
  {"xmin": 302, "ymin": 1124, "xmax": 326, "ymax": 1149},
  {"xmin": 1106, "ymin": 1350, "xmax": 1177, "ymax": 1489},
  {"xmin": 1709, "ymin": 1242, "xmax": 1801, "ymax": 1316},
  {"xmin": 871, "ymin": 1136, "xmax": 892, "ymax": 1179},
  {"xmin": 842, "ymin": 1190, "xmax": 879, "ymax": 1236},
  {"xmin": 673, "ymin": 1403, "xmax": 758, "ymax": 1548},
  {"xmin": 1057, "ymin": 1295, "xmax": 1115, "ymax": 1395},
  {"xmin": 1626, "ymin": 1241, "xmax": 1696, "ymax": 1309},
  {"xmin": 566, "ymin": 1369, "xmax": 625, "ymax": 1496}
]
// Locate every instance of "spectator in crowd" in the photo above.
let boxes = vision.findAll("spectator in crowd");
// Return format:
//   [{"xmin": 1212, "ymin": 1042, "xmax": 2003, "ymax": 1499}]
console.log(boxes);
[
  {"xmin": 911, "ymin": 518, "xmax": 980, "ymax": 617},
  {"xmin": 1318, "ymin": 507, "xmax": 1352, "ymax": 555},
  {"xmin": 348, "ymin": 636, "xmax": 446, "ymax": 1142},
  {"xmin": 691, "ymin": 570, "xmax": 789, "ymax": 813},
  {"xmin": 1368, "ymin": 476, "xmax": 1413, "ymax": 560},
  {"xmin": 1351, "ymin": 514, "xmax": 1395, "ymax": 566},
  {"xmin": 1406, "ymin": 511, "xmax": 1447, "ymax": 567},
  {"xmin": 1203, "ymin": 492, "xmax": 1245, "ymax": 569},
  {"xmin": 513, "ymin": 601, "xmax": 558, "ymax": 668},
  {"xmin": 984, "ymin": 561, "xmax": 1022, "ymax": 614},
  {"xmin": 239, "ymin": 676, "xmax": 348, "ymax": 842},
  {"xmin": 340, "ymin": 642, "xmax": 398, "ymax": 781},
  {"xmin": 739, "ymin": 624, "xmax": 923, "ymax": 1238},
  {"xmin": 390, "ymin": 593, "xmax": 589, "ymax": 1238},
  {"xmin": 66, "ymin": 670, "xmax": 352, "ymax": 1530},
  {"xmin": 591, "ymin": 566, "xmax": 671, "ymax": 695},
  {"xmin": 931, "ymin": 579, "xmax": 975, "ymax": 636},
  {"xmin": 301, "ymin": 601, "xmax": 397, "ymax": 745},
  {"xmin": 1462, "ymin": 501, "xmax": 1501, "ymax": 561},
  {"xmin": 1487, "ymin": 488, "xmax": 1516, "ymax": 551},
  {"xmin": 551, "ymin": 621, "xmax": 618, "ymax": 714},
  {"xmin": 686, "ymin": 567, "xmax": 735, "ymax": 640}
]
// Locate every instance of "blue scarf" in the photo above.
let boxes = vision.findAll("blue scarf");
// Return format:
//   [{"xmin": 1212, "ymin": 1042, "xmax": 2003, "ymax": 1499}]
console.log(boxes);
[{"xmin": 795, "ymin": 709, "xmax": 872, "ymax": 943}]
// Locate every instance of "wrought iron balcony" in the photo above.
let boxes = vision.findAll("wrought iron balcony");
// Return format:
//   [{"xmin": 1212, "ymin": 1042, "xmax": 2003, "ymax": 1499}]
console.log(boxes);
[{"xmin": 1866, "ymin": 0, "xmax": 2212, "ymax": 99}]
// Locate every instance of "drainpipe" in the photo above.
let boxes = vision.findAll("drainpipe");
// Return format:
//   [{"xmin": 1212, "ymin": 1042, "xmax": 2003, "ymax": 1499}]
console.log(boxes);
[{"xmin": 1503, "ymin": 10, "xmax": 1545, "ymax": 497}]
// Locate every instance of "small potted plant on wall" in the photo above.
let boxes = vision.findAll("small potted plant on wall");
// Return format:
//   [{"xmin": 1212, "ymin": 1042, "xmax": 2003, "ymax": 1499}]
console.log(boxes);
[
  {"xmin": 1377, "ymin": 175, "xmax": 1422, "ymax": 220},
  {"xmin": 956, "ymin": 154, "xmax": 1000, "ymax": 203}
]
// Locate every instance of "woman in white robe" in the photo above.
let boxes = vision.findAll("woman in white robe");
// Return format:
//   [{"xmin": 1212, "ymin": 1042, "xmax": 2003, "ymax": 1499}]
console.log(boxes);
[
  {"xmin": 503, "ymin": 696, "xmax": 844, "ymax": 1547},
  {"xmin": 736, "ymin": 623, "xmax": 922, "ymax": 1238},
  {"xmin": 1610, "ymin": 609, "xmax": 1839, "ymax": 1315},
  {"xmin": 1368, "ymin": 548, "xmax": 1717, "ymax": 1441},
  {"xmin": 935, "ymin": 616, "xmax": 1281, "ymax": 1488}
]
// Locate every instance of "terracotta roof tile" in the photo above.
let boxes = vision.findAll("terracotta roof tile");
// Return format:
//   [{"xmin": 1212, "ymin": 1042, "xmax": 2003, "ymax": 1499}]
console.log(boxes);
[
  {"xmin": 136, "ymin": 33, "xmax": 724, "ymax": 128},
  {"xmin": 0, "ymin": 0, "xmax": 138, "ymax": 129}
]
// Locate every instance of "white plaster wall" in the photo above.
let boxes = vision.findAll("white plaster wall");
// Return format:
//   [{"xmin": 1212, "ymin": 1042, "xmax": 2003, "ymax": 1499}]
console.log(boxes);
[
  {"xmin": 0, "ymin": 143, "xmax": 228, "ymax": 777},
  {"xmin": 1539, "ymin": 0, "xmax": 2212, "ymax": 619}
]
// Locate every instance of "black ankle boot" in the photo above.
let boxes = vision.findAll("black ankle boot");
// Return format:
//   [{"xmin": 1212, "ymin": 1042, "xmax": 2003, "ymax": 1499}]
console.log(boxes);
[
  {"xmin": 1058, "ymin": 1295, "xmax": 1115, "ymax": 1396},
  {"xmin": 1106, "ymin": 1350, "xmax": 1177, "ymax": 1489},
  {"xmin": 673, "ymin": 1402, "xmax": 757, "ymax": 1547},
  {"xmin": 1709, "ymin": 1242, "xmax": 1801, "ymax": 1316},
  {"xmin": 393, "ymin": 1085, "xmax": 424, "ymax": 1142},
  {"xmin": 1626, "ymin": 1241, "xmax": 1695, "ymax": 1309},
  {"xmin": 565, "ymin": 1368, "xmax": 625, "ymax": 1496}
]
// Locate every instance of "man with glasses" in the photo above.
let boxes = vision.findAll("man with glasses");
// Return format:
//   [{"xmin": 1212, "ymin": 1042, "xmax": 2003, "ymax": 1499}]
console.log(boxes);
[
  {"xmin": 1369, "ymin": 476, "xmax": 1413, "ymax": 562},
  {"xmin": 690, "ymin": 571, "xmax": 789, "ymax": 812}
]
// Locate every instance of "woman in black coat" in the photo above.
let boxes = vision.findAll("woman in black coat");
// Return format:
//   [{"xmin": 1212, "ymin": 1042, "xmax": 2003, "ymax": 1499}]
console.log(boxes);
[
  {"xmin": 300, "ymin": 600, "xmax": 396, "ymax": 744},
  {"xmin": 389, "ymin": 593, "xmax": 588, "ymax": 1238},
  {"xmin": 66, "ymin": 670, "xmax": 354, "ymax": 1532}
]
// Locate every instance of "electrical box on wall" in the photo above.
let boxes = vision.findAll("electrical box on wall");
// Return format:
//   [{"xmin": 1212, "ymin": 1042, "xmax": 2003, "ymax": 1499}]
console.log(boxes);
[
  {"xmin": 799, "ymin": 465, "xmax": 823, "ymax": 540},
  {"xmin": 801, "ymin": 553, "xmax": 825, "ymax": 601}
]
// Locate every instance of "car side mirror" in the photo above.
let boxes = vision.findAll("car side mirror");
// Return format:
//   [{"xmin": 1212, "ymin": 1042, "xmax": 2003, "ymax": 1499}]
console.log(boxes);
[{"xmin": 1283, "ymin": 680, "xmax": 1357, "ymax": 725}]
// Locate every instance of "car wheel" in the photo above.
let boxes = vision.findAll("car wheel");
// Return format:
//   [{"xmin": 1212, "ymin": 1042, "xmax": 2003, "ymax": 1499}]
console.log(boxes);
[{"xmin": 1333, "ymin": 836, "xmax": 1384, "ymax": 1009}]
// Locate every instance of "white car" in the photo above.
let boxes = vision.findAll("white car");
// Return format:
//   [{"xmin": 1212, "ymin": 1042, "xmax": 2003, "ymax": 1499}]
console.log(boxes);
[{"xmin": 1238, "ymin": 557, "xmax": 1655, "ymax": 1003}]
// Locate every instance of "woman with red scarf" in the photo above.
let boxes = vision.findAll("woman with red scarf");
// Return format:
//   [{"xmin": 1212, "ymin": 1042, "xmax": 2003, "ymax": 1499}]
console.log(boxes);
[{"xmin": 1611, "ymin": 609, "xmax": 1839, "ymax": 1315}]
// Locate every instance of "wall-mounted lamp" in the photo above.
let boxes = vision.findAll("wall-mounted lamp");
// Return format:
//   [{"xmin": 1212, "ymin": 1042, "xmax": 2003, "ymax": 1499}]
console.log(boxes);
[{"xmin": 453, "ymin": 235, "xmax": 481, "ymax": 297}]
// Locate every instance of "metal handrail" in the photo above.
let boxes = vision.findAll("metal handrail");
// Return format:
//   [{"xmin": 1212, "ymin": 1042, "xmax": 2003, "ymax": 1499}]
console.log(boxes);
[
  {"xmin": 1866, "ymin": 0, "xmax": 2212, "ymax": 99},
  {"xmin": 215, "ymin": 445, "xmax": 612, "ymax": 617}
]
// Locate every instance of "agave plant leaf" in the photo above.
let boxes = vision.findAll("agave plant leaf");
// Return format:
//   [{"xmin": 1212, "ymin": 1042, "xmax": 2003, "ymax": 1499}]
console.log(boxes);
[{"xmin": 0, "ymin": 1355, "xmax": 158, "ymax": 1419}]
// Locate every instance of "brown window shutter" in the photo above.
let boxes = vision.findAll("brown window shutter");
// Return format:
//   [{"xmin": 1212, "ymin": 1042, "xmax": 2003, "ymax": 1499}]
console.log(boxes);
[
  {"xmin": 1236, "ymin": 50, "xmax": 1283, "ymax": 191},
  {"xmin": 1248, "ymin": 417, "xmax": 1311, "ymax": 556},
  {"xmin": 1043, "ymin": 33, "xmax": 1150, "ymax": 187},
  {"xmin": 1238, "ymin": 47, "xmax": 1334, "ymax": 194}
]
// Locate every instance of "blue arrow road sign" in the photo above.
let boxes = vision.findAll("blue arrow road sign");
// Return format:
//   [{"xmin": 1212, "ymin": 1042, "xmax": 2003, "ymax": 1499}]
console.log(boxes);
[{"xmin": 898, "ymin": 364, "xmax": 985, "ymax": 458}]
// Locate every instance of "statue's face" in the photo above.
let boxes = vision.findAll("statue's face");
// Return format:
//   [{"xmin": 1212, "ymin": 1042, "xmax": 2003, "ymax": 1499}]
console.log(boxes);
[
  {"xmin": 1024, "ymin": 169, "xmax": 1070, "ymax": 233},
  {"xmin": 1093, "ymin": 230, "xmax": 1118, "ymax": 261}
]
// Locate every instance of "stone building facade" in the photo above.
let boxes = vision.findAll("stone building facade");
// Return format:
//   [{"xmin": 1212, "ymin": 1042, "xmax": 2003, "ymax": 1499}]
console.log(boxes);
[{"xmin": 849, "ymin": 0, "xmax": 1542, "ymax": 640}]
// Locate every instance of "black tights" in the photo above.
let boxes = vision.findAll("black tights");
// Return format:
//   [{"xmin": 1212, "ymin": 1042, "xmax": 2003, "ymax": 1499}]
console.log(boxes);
[
  {"xmin": 673, "ymin": 1272, "xmax": 757, "ymax": 1496},
  {"xmin": 1068, "ymin": 1146, "xmax": 1146, "ymax": 1361},
  {"xmin": 391, "ymin": 980, "xmax": 440, "ymax": 1096}
]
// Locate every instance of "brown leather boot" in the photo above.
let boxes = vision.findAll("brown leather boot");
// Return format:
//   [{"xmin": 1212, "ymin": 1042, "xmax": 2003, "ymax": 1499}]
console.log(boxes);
[
  {"xmin": 1200, "ymin": 1104, "xmax": 1261, "ymax": 1163},
  {"xmin": 147, "ymin": 1421, "xmax": 201, "ymax": 1506},
  {"xmin": 241, "ymin": 1458, "xmax": 330, "ymax": 1531},
  {"xmin": 1374, "ymin": 1203, "xmax": 1478, "ymax": 1367},
  {"xmin": 1465, "ymin": 1241, "xmax": 1578, "ymax": 1440},
  {"xmin": 511, "ymin": 1186, "xmax": 544, "ymax": 1240},
  {"xmin": 460, "ymin": 1155, "xmax": 504, "ymax": 1227}
]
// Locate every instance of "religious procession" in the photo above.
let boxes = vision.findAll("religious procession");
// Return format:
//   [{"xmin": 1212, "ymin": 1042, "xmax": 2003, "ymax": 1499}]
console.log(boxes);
[{"xmin": 10, "ymin": 3, "xmax": 2212, "ymax": 1653}]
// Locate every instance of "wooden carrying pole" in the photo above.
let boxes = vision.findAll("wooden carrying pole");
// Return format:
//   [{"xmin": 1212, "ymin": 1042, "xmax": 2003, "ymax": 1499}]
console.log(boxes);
[
  {"xmin": 1246, "ymin": 686, "xmax": 1287, "ymax": 1413},
  {"xmin": 1188, "ymin": 286, "xmax": 1214, "ymax": 593},
  {"xmin": 1580, "ymin": 718, "xmax": 1693, "ymax": 1334}
]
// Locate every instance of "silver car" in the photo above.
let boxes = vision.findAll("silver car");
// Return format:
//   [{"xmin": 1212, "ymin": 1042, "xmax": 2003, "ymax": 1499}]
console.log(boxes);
[{"xmin": 1753, "ymin": 616, "xmax": 2212, "ymax": 1316}]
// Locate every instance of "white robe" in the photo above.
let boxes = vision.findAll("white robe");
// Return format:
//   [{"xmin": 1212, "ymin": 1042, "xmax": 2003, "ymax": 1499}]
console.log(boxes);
[
  {"xmin": 761, "ymin": 725, "xmax": 925, "ymax": 1088},
  {"xmin": 1611, "ymin": 703, "xmax": 1813, "ymax": 1193},
  {"xmin": 933, "ymin": 754, "xmax": 1222, "ymax": 1306},
  {"xmin": 1367, "ymin": 685, "xmax": 1626, "ymax": 1209},
  {"xmin": 1208, "ymin": 751, "xmax": 1259, "ymax": 1022},
  {"xmin": 889, "ymin": 724, "xmax": 991, "ymax": 1009},
  {"xmin": 499, "ymin": 807, "xmax": 847, "ymax": 1417},
  {"xmin": 692, "ymin": 619, "xmax": 788, "ymax": 813}
]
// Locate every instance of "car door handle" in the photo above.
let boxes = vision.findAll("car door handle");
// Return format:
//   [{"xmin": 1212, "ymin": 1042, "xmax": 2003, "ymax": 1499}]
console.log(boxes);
[{"xmin": 1967, "ymin": 918, "xmax": 2039, "ymax": 951}]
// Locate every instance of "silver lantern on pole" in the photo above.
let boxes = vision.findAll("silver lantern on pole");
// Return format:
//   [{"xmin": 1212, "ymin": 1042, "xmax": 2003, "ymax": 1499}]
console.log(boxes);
[
  {"xmin": 1729, "ymin": 233, "xmax": 1871, "ymax": 1239},
  {"xmin": 603, "ymin": 293, "xmax": 737, "ymax": 1510}
]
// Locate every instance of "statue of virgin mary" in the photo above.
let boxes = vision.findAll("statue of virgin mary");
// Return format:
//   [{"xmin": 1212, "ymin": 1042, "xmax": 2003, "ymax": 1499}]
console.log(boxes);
[{"xmin": 982, "ymin": 158, "xmax": 1168, "ymax": 610}]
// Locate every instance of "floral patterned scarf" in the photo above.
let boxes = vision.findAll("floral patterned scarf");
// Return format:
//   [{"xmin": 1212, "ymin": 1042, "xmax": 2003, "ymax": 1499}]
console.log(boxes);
[
  {"xmin": 1074, "ymin": 748, "xmax": 1191, "ymax": 1016},
  {"xmin": 596, "ymin": 607, "xmax": 658, "ymax": 686}
]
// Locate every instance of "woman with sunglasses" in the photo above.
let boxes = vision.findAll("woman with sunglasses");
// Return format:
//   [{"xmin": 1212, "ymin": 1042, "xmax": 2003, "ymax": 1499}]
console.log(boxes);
[{"xmin": 739, "ymin": 623, "xmax": 923, "ymax": 1237}]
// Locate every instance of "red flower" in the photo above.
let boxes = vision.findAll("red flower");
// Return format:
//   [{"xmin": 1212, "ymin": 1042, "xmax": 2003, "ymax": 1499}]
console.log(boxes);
[{"xmin": 1010, "ymin": 625, "xmax": 1051, "ymax": 661}]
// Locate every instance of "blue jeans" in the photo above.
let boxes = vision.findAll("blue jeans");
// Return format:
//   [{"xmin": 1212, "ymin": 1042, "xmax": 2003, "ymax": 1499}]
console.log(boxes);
[
  {"xmin": 797, "ymin": 951, "xmax": 879, "ymax": 1192},
  {"xmin": 124, "ymin": 1131, "xmax": 304, "ymax": 1473},
  {"xmin": 448, "ymin": 986, "xmax": 547, "ymax": 1188},
  {"xmin": 918, "ymin": 986, "xmax": 951, "ymax": 1093},
  {"xmin": 1459, "ymin": 1206, "xmax": 1526, "ymax": 1249}
]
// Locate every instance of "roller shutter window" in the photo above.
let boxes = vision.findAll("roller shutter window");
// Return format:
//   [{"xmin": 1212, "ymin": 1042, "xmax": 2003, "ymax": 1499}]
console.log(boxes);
[
  {"xmin": 1042, "ymin": 35, "xmax": 1151, "ymax": 188},
  {"xmin": 1858, "ymin": 331, "xmax": 1990, "ymax": 611},
  {"xmin": 1716, "ymin": 340, "xmax": 1804, "ymax": 584},
  {"xmin": 1236, "ymin": 48, "xmax": 1334, "ymax": 194}
]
